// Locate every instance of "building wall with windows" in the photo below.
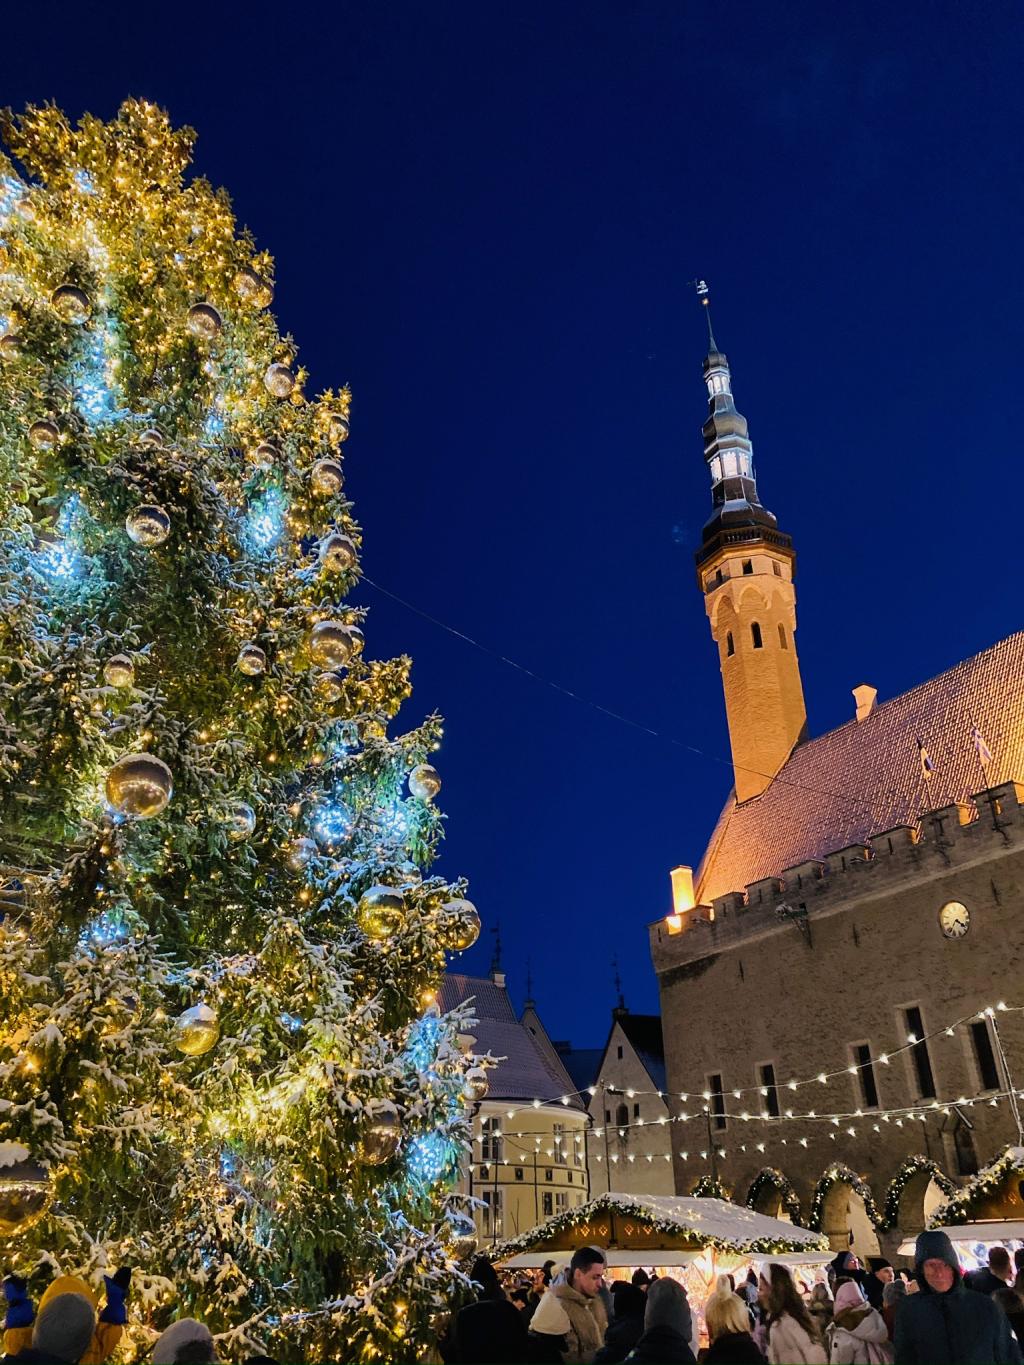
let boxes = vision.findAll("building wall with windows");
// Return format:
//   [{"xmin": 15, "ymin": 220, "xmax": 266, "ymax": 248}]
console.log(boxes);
[
  {"xmin": 441, "ymin": 971, "xmax": 590, "ymax": 1248},
  {"xmin": 586, "ymin": 1013, "xmax": 674, "ymax": 1196},
  {"xmin": 653, "ymin": 779, "xmax": 1024, "ymax": 1259}
]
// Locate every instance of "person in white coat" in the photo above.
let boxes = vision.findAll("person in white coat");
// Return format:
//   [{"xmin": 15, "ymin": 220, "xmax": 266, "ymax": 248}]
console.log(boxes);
[
  {"xmin": 759, "ymin": 1262, "xmax": 828, "ymax": 1365},
  {"xmin": 828, "ymin": 1281, "xmax": 893, "ymax": 1365}
]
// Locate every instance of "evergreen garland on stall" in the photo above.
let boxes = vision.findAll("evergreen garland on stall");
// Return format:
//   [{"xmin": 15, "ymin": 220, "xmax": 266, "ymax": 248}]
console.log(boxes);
[
  {"xmin": 808, "ymin": 1165, "xmax": 882, "ymax": 1233},
  {"xmin": 879, "ymin": 1156, "xmax": 956, "ymax": 1231},
  {"xmin": 744, "ymin": 1167, "xmax": 803, "ymax": 1226}
]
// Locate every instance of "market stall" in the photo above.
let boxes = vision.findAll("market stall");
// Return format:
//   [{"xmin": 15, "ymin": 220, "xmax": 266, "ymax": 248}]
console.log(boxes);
[
  {"xmin": 489, "ymin": 1192, "xmax": 830, "ymax": 1341},
  {"xmin": 898, "ymin": 1221, "xmax": 1024, "ymax": 1269},
  {"xmin": 897, "ymin": 1148, "xmax": 1024, "ymax": 1270}
]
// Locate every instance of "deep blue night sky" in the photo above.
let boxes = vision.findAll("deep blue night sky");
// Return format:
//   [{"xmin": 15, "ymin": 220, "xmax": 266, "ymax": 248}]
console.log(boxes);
[{"xmin": 9, "ymin": 1, "xmax": 1023, "ymax": 1046}]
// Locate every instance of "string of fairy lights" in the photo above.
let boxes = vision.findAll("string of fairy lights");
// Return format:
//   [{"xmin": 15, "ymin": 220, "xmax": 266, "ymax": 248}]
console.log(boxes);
[{"xmin": 464, "ymin": 999, "xmax": 1024, "ymax": 1161}]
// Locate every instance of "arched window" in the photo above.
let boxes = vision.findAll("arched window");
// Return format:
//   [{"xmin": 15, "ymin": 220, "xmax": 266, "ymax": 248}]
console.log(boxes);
[
  {"xmin": 778, "ymin": 623, "xmax": 788, "ymax": 650},
  {"xmin": 751, "ymin": 622, "xmax": 763, "ymax": 649},
  {"xmin": 726, "ymin": 631, "xmax": 735, "ymax": 657}
]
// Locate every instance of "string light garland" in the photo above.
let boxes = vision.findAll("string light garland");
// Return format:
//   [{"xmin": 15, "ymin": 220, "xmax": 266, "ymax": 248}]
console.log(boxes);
[{"xmin": 929, "ymin": 1145, "xmax": 1024, "ymax": 1227}]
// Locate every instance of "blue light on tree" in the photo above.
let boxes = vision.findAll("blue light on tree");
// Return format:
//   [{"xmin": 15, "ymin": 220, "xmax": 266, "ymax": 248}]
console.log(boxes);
[
  {"xmin": 311, "ymin": 801, "xmax": 354, "ymax": 847},
  {"xmin": 407, "ymin": 1131, "xmax": 459, "ymax": 1187},
  {"xmin": 78, "ymin": 907, "xmax": 128, "ymax": 949},
  {"xmin": 204, "ymin": 397, "xmax": 227, "ymax": 439},
  {"xmin": 244, "ymin": 485, "xmax": 288, "ymax": 554},
  {"xmin": 279, "ymin": 1011, "xmax": 303, "ymax": 1033},
  {"xmin": 73, "ymin": 170, "xmax": 96, "ymax": 195},
  {"xmin": 39, "ymin": 495, "xmax": 83, "ymax": 582},
  {"xmin": 406, "ymin": 1010, "xmax": 443, "ymax": 1073},
  {"xmin": 0, "ymin": 175, "xmax": 24, "ymax": 224},
  {"xmin": 76, "ymin": 318, "xmax": 125, "ymax": 427}
]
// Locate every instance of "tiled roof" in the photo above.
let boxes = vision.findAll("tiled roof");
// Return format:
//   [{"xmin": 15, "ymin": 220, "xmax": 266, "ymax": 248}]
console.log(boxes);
[
  {"xmin": 441, "ymin": 974, "xmax": 586, "ymax": 1111},
  {"xmin": 696, "ymin": 631, "xmax": 1024, "ymax": 905},
  {"xmin": 555, "ymin": 1046, "xmax": 604, "ymax": 1094},
  {"xmin": 616, "ymin": 1014, "xmax": 667, "ymax": 1092}
]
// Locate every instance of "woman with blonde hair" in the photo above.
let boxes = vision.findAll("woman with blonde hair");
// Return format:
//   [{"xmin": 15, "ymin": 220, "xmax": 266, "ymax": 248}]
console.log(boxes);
[{"xmin": 704, "ymin": 1276, "xmax": 765, "ymax": 1363}]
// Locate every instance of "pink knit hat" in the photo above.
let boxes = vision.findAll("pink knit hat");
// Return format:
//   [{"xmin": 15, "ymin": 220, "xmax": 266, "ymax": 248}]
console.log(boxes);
[{"xmin": 835, "ymin": 1280, "xmax": 867, "ymax": 1312}]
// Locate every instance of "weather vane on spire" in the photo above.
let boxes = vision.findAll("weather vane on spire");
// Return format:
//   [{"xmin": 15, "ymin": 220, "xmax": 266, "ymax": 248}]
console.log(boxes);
[{"xmin": 693, "ymin": 278, "xmax": 718, "ymax": 352}]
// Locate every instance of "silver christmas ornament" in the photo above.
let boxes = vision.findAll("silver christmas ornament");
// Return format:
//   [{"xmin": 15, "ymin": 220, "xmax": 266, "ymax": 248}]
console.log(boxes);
[
  {"xmin": 225, "ymin": 801, "xmax": 256, "ymax": 841},
  {"xmin": 264, "ymin": 363, "xmax": 295, "ymax": 398},
  {"xmin": 252, "ymin": 442, "xmax": 279, "ymax": 464},
  {"xmin": 139, "ymin": 428, "xmax": 164, "ymax": 449},
  {"xmin": 233, "ymin": 267, "xmax": 273, "ymax": 307},
  {"xmin": 397, "ymin": 861, "xmax": 423, "ymax": 886},
  {"xmin": 357, "ymin": 884, "xmax": 406, "ymax": 942},
  {"xmin": 236, "ymin": 642, "xmax": 267, "ymax": 676},
  {"xmin": 443, "ymin": 898, "xmax": 481, "ymax": 952},
  {"xmin": 358, "ymin": 1106, "xmax": 401, "ymax": 1165},
  {"xmin": 327, "ymin": 412, "xmax": 350, "ymax": 442},
  {"xmin": 310, "ymin": 620, "xmax": 357, "ymax": 669},
  {"xmin": 186, "ymin": 302, "xmax": 223, "ymax": 338},
  {"xmin": 50, "ymin": 284, "xmax": 90, "ymax": 323},
  {"xmin": 464, "ymin": 1067, "xmax": 489, "ymax": 1103},
  {"xmin": 0, "ymin": 1158, "xmax": 51, "ymax": 1236},
  {"xmin": 409, "ymin": 764, "xmax": 441, "ymax": 802},
  {"xmin": 0, "ymin": 334, "xmax": 22, "ymax": 359},
  {"xmin": 288, "ymin": 836, "xmax": 318, "ymax": 871},
  {"xmin": 447, "ymin": 1209, "xmax": 478, "ymax": 1259},
  {"xmin": 105, "ymin": 752, "xmax": 173, "ymax": 819},
  {"xmin": 174, "ymin": 1003, "xmax": 220, "ymax": 1057},
  {"xmin": 310, "ymin": 458, "xmax": 344, "ymax": 497},
  {"xmin": 315, "ymin": 670, "xmax": 346, "ymax": 704},
  {"xmin": 103, "ymin": 654, "xmax": 135, "ymax": 688},
  {"xmin": 28, "ymin": 419, "xmax": 59, "ymax": 450},
  {"xmin": 318, "ymin": 533, "xmax": 357, "ymax": 574},
  {"xmin": 126, "ymin": 504, "xmax": 171, "ymax": 547}
]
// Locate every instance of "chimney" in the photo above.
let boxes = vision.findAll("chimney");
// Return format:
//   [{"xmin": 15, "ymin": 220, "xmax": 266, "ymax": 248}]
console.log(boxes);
[
  {"xmin": 852, "ymin": 684, "xmax": 878, "ymax": 723},
  {"xmin": 670, "ymin": 865, "xmax": 695, "ymax": 914}
]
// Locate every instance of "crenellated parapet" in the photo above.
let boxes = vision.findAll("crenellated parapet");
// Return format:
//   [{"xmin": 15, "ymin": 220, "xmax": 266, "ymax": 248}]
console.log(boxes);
[{"xmin": 651, "ymin": 779, "xmax": 1024, "ymax": 970}]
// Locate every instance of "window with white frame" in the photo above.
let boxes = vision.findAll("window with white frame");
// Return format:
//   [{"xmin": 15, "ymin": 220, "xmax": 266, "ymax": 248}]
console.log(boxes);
[
  {"xmin": 553, "ymin": 1122, "xmax": 567, "ymax": 1165},
  {"xmin": 555, "ymin": 1191, "xmax": 569, "ymax": 1214},
  {"xmin": 480, "ymin": 1115, "xmax": 503, "ymax": 1163},
  {"xmin": 481, "ymin": 1188, "xmax": 503, "ymax": 1238}
]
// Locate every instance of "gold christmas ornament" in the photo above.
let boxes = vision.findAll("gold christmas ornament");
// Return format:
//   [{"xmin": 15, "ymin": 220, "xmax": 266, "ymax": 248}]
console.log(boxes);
[
  {"xmin": 174, "ymin": 1002, "xmax": 220, "ymax": 1056},
  {"xmin": 443, "ymin": 898, "xmax": 481, "ymax": 951},
  {"xmin": 225, "ymin": 801, "xmax": 256, "ymax": 841},
  {"xmin": 0, "ymin": 1157, "xmax": 51, "ymax": 1236},
  {"xmin": 328, "ymin": 412, "xmax": 350, "ymax": 442},
  {"xmin": 126, "ymin": 504, "xmax": 171, "ymax": 547},
  {"xmin": 103, "ymin": 654, "xmax": 135, "ymax": 688},
  {"xmin": 288, "ymin": 836, "xmax": 318, "ymax": 871},
  {"xmin": 264, "ymin": 363, "xmax": 295, "ymax": 398},
  {"xmin": 310, "ymin": 458, "xmax": 344, "ymax": 497},
  {"xmin": 50, "ymin": 283, "xmax": 90, "ymax": 323},
  {"xmin": 318, "ymin": 533, "xmax": 357, "ymax": 574},
  {"xmin": 409, "ymin": 764, "xmax": 441, "ymax": 802},
  {"xmin": 315, "ymin": 670, "xmax": 347, "ymax": 704},
  {"xmin": 233, "ymin": 267, "xmax": 273, "ymax": 307},
  {"xmin": 358, "ymin": 1106, "xmax": 401, "ymax": 1165},
  {"xmin": 139, "ymin": 428, "xmax": 164, "ymax": 449},
  {"xmin": 236, "ymin": 642, "xmax": 267, "ymax": 676},
  {"xmin": 447, "ymin": 1209, "xmax": 478, "ymax": 1259},
  {"xmin": 310, "ymin": 620, "xmax": 357, "ymax": 669},
  {"xmin": 0, "ymin": 334, "xmax": 22, "ymax": 359},
  {"xmin": 186, "ymin": 302, "xmax": 223, "ymax": 339},
  {"xmin": 464, "ymin": 1068, "xmax": 489, "ymax": 1103},
  {"xmin": 357, "ymin": 884, "xmax": 406, "ymax": 942},
  {"xmin": 28, "ymin": 419, "xmax": 60, "ymax": 450},
  {"xmin": 105, "ymin": 752, "xmax": 173, "ymax": 819}
]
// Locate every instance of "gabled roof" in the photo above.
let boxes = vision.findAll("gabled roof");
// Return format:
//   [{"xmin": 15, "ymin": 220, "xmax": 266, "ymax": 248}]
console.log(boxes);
[
  {"xmin": 441, "ymin": 974, "xmax": 585, "ymax": 1111},
  {"xmin": 555, "ymin": 1046, "xmax": 604, "ymax": 1094},
  {"xmin": 615, "ymin": 1013, "xmax": 666, "ymax": 1092},
  {"xmin": 696, "ymin": 631, "xmax": 1024, "ymax": 905}
]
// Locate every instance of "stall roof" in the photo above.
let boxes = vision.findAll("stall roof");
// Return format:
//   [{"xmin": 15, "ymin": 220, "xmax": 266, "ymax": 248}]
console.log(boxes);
[
  {"xmin": 488, "ymin": 1191, "xmax": 828, "ymax": 1260},
  {"xmin": 898, "ymin": 1220, "xmax": 1024, "ymax": 1257}
]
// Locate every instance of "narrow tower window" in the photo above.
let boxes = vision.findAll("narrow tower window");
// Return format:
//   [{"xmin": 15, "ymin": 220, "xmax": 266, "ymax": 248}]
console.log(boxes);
[
  {"xmin": 742, "ymin": 559, "xmax": 753, "ymax": 575},
  {"xmin": 751, "ymin": 622, "xmax": 763, "ymax": 649},
  {"xmin": 772, "ymin": 561, "xmax": 782, "ymax": 577},
  {"xmin": 726, "ymin": 632, "xmax": 735, "ymax": 657},
  {"xmin": 778, "ymin": 624, "xmax": 788, "ymax": 650}
]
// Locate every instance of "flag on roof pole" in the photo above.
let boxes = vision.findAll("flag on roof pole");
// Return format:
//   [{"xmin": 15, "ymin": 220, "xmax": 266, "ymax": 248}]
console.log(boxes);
[
  {"xmin": 917, "ymin": 737, "xmax": 934, "ymax": 780},
  {"xmin": 972, "ymin": 725, "xmax": 994, "ymax": 767}
]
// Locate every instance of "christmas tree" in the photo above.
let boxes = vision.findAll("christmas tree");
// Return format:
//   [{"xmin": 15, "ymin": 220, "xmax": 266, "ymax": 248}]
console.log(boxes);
[{"xmin": 0, "ymin": 101, "xmax": 486, "ymax": 1360}]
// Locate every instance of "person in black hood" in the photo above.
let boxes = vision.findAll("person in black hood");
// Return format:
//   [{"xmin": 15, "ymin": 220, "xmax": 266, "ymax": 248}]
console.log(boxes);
[
  {"xmin": 864, "ymin": 1258, "xmax": 895, "ymax": 1311},
  {"xmin": 625, "ymin": 1278, "xmax": 696, "ymax": 1364},
  {"xmin": 595, "ymin": 1283, "xmax": 646, "ymax": 1364},
  {"xmin": 893, "ymin": 1229, "xmax": 1021, "ymax": 1364}
]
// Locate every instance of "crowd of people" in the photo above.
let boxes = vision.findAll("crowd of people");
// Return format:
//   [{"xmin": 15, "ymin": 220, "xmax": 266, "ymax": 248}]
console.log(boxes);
[
  {"xmin": 438, "ymin": 1233, "xmax": 1024, "ymax": 1365},
  {"xmin": 8, "ymin": 1234, "xmax": 1024, "ymax": 1363}
]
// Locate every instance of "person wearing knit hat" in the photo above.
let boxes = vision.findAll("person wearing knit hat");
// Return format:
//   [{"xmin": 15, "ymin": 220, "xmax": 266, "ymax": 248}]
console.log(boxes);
[
  {"xmin": 863, "ymin": 1259, "xmax": 894, "ymax": 1311},
  {"xmin": 893, "ymin": 1229, "xmax": 1019, "ymax": 1364},
  {"xmin": 28, "ymin": 1290, "xmax": 96, "ymax": 1365},
  {"xmin": 881, "ymin": 1279, "xmax": 906, "ymax": 1342},
  {"xmin": 151, "ymin": 1318, "xmax": 217, "ymax": 1364},
  {"xmin": 829, "ymin": 1280, "xmax": 892, "ymax": 1364},
  {"xmin": 3, "ymin": 1273, "xmax": 129, "ymax": 1364}
]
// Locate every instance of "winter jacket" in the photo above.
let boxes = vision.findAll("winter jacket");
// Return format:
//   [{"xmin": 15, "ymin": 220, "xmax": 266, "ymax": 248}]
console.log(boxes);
[
  {"xmin": 593, "ymin": 1311, "xmax": 644, "ymax": 1364},
  {"xmin": 530, "ymin": 1282, "xmax": 608, "ymax": 1364},
  {"xmin": 969, "ymin": 1269, "xmax": 1013, "ymax": 1298},
  {"xmin": 3, "ymin": 1278, "xmax": 122, "ymax": 1365},
  {"xmin": 829, "ymin": 1303, "xmax": 893, "ymax": 1364},
  {"xmin": 452, "ymin": 1298, "xmax": 531, "ymax": 1363},
  {"xmin": 704, "ymin": 1329, "xmax": 767, "ymax": 1363},
  {"xmin": 766, "ymin": 1312, "xmax": 828, "ymax": 1364},
  {"xmin": 893, "ymin": 1230, "xmax": 1021, "ymax": 1365},
  {"xmin": 624, "ymin": 1323, "xmax": 697, "ymax": 1364}
]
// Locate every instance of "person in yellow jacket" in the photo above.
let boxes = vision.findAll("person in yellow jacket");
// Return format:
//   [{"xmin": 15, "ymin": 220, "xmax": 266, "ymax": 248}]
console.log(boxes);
[{"xmin": 3, "ymin": 1269, "xmax": 130, "ymax": 1364}]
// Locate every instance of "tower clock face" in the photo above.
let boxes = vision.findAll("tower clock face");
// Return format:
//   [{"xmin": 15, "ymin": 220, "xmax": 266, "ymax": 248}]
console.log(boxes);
[{"xmin": 939, "ymin": 901, "xmax": 971, "ymax": 939}]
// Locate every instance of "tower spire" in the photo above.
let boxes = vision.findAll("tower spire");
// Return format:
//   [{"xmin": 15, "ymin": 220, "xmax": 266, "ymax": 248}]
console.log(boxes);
[{"xmin": 691, "ymin": 289, "xmax": 808, "ymax": 803}]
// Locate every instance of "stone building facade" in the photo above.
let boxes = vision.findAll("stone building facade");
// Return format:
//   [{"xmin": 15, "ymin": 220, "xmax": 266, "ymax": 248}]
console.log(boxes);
[
  {"xmin": 652, "ymin": 311, "xmax": 1024, "ymax": 1258},
  {"xmin": 585, "ymin": 1010, "xmax": 674, "ymax": 1197}
]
